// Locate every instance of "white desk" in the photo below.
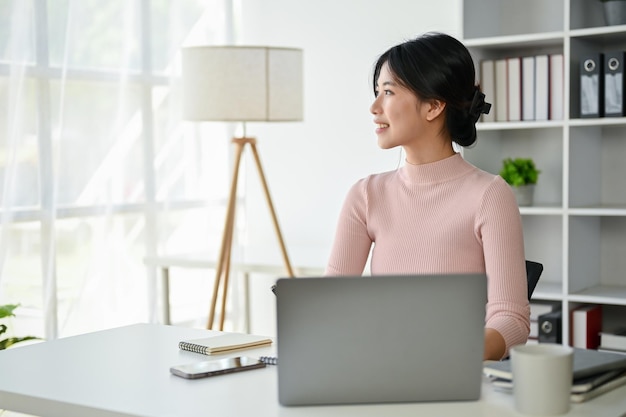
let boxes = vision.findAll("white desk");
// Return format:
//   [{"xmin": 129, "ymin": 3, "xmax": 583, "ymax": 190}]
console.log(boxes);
[{"xmin": 1, "ymin": 324, "xmax": 626, "ymax": 417}]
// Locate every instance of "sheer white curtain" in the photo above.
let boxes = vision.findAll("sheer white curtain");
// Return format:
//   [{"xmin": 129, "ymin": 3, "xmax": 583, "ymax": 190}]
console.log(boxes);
[{"xmin": 0, "ymin": 0, "xmax": 234, "ymax": 340}]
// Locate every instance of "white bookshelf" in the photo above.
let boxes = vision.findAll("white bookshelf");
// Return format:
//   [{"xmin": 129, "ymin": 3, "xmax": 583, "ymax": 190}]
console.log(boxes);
[{"xmin": 462, "ymin": 0, "xmax": 626, "ymax": 343}]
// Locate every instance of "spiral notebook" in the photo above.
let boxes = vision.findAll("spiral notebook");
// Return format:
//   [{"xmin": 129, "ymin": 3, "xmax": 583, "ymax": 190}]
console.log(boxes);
[{"xmin": 179, "ymin": 333, "xmax": 272, "ymax": 355}]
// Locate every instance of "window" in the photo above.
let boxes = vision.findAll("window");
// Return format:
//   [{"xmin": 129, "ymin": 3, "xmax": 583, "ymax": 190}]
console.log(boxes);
[{"xmin": 0, "ymin": 0, "xmax": 234, "ymax": 339}]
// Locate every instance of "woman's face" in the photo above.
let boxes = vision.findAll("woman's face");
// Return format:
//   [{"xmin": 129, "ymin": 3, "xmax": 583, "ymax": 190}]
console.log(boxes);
[{"xmin": 370, "ymin": 62, "xmax": 429, "ymax": 150}]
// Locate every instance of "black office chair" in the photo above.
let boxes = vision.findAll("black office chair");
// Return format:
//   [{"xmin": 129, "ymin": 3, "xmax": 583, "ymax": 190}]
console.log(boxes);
[
  {"xmin": 272, "ymin": 261, "xmax": 545, "ymax": 300},
  {"xmin": 525, "ymin": 260, "xmax": 543, "ymax": 301}
]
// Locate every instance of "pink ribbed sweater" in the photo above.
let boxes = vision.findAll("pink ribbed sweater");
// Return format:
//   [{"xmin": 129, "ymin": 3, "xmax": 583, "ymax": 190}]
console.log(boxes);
[{"xmin": 325, "ymin": 153, "xmax": 530, "ymax": 356}]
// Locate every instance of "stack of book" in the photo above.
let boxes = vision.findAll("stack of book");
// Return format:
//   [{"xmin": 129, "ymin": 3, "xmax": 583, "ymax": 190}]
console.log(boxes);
[
  {"xmin": 480, "ymin": 54, "xmax": 564, "ymax": 123},
  {"xmin": 571, "ymin": 304, "xmax": 602, "ymax": 350},
  {"xmin": 484, "ymin": 348, "xmax": 626, "ymax": 403},
  {"xmin": 599, "ymin": 328, "xmax": 626, "ymax": 354}
]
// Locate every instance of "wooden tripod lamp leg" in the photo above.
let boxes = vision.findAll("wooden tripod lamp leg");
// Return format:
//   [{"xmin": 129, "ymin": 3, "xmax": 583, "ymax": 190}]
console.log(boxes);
[
  {"xmin": 207, "ymin": 139, "xmax": 246, "ymax": 329},
  {"xmin": 248, "ymin": 141, "xmax": 295, "ymax": 278},
  {"xmin": 218, "ymin": 225, "xmax": 234, "ymax": 331},
  {"xmin": 208, "ymin": 137, "xmax": 294, "ymax": 330}
]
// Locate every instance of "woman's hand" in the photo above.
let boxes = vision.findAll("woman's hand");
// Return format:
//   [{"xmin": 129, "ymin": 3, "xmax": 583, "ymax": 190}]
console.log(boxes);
[{"xmin": 484, "ymin": 328, "xmax": 506, "ymax": 360}]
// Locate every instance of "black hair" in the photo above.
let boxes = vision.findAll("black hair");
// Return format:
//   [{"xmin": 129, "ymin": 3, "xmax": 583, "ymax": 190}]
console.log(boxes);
[{"xmin": 372, "ymin": 32, "xmax": 490, "ymax": 147}]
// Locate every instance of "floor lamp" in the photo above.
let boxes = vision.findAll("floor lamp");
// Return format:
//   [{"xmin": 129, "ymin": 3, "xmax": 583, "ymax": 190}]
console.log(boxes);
[{"xmin": 181, "ymin": 46, "xmax": 303, "ymax": 330}]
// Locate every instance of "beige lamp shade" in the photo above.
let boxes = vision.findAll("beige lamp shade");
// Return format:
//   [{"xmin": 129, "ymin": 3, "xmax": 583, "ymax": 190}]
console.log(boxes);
[{"xmin": 181, "ymin": 46, "xmax": 303, "ymax": 122}]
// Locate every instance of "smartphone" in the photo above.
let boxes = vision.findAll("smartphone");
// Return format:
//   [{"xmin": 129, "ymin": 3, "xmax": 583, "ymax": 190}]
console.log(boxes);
[{"xmin": 170, "ymin": 356, "xmax": 266, "ymax": 379}]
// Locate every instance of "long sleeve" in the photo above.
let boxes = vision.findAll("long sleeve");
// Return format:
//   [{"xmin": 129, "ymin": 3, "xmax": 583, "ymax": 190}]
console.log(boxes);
[
  {"xmin": 477, "ymin": 177, "xmax": 531, "ymax": 356},
  {"xmin": 325, "ymin": 178, "xmax": 373, "ymax": 276}
]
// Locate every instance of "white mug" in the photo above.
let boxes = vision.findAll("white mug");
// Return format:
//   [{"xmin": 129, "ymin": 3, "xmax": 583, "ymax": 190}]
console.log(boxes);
[{"xmin": 510, "ymin": 344, "xmax": 574, "ymax": 416}]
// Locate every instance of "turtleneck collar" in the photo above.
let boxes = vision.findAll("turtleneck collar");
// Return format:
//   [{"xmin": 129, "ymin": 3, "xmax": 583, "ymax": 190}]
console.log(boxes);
[{"xmin": 398, "ymin": 153, "xmax": 475, "ymax": 185}]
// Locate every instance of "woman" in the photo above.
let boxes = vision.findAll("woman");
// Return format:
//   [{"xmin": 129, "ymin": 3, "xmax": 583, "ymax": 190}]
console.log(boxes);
[{"xmin": 325, "ymin": 32, "xmax": 530, "ymax": 360}]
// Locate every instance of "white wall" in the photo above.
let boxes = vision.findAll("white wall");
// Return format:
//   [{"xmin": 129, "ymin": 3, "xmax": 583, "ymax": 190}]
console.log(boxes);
[{"xmin": 234, "ymin": 0, "xmax": 462, "ymax": 334}]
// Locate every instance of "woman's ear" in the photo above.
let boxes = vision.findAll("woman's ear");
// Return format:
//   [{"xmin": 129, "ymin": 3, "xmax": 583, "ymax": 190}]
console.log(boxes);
[{"xmin": 426, "ymin": 99, "xmax": 446, "ymax": 121}]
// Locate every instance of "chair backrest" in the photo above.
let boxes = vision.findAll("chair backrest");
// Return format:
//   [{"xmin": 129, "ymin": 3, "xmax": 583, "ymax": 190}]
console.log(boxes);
[
  {"xmin": 275, "ymin": 260, "xmax": 544, "ymax": 301},
  {"xmin": 525, "ymin": 260, "xmax": 543, "ymax": 300}
]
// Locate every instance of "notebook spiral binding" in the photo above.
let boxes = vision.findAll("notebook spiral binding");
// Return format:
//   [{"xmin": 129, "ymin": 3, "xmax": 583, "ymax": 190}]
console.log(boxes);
[
  {"xmin": 179, "ymin": 341, "xmax": 209, "ymax": 355},
  {"xmin": 259, "ymin": 356, "xmax": 278, "ymax": 365}
]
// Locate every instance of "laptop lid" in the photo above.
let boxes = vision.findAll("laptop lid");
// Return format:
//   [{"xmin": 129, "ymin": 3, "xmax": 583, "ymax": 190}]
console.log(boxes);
[{"xmin": 275, "ymin": 274, "xmax": 487, "ymax": 406}]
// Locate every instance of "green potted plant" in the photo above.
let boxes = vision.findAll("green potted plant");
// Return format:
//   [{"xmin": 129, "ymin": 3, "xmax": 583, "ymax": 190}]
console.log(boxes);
[
  {"xmin": 1, "ymin": 304, "xmax": 40, "ymax": 350},
  {"xmin": 499, "ymin": 157, "xmax": 540, "ymax": 206}
]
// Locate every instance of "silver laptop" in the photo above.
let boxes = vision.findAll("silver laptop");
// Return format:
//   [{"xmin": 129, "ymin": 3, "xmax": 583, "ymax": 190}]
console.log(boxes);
[{"xmin": 275, "ymin": 274, "xmax": 487, "ymax": 406}]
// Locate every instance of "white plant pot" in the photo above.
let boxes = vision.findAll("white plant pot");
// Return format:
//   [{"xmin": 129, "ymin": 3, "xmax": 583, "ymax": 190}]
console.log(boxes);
[
  {"xmin": 512, "ymin": 185, "xmax": 535, "ymax": 206},
  {"xmin": 603, "ymin": 1, "xmax": 626, "ymax": 26}
]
